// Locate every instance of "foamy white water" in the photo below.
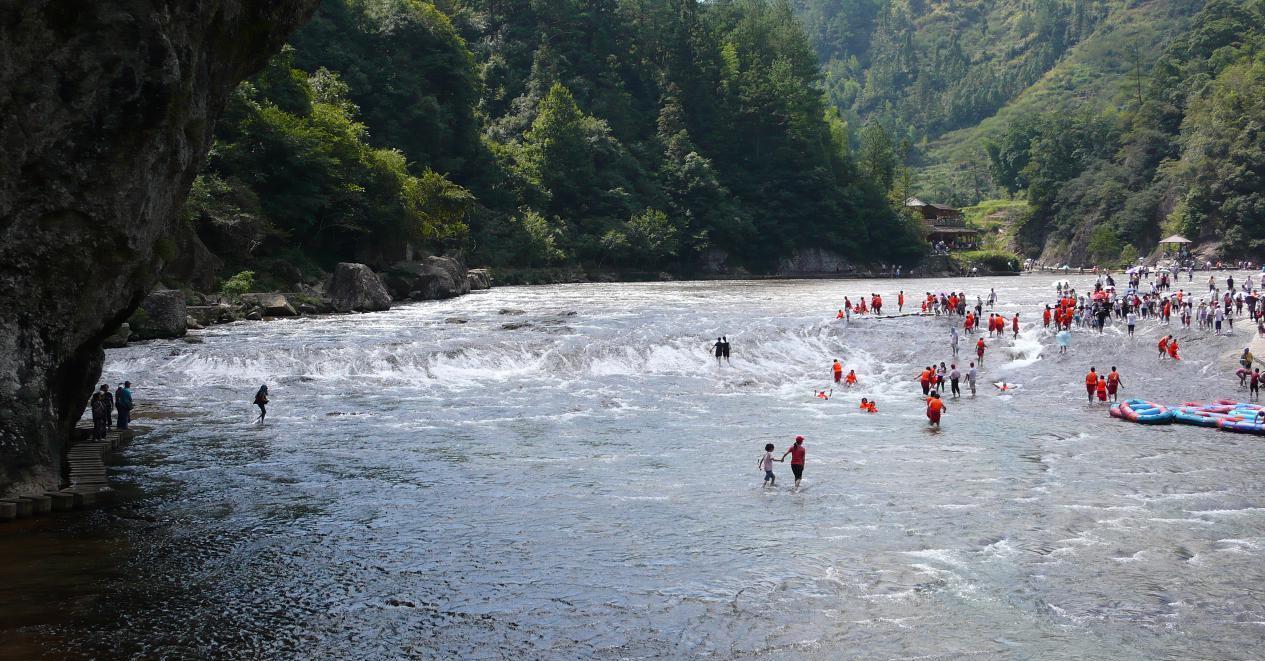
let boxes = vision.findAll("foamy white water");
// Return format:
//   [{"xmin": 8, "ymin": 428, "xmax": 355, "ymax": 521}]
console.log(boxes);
[{"xmin": 31, "ymin": 274, "xmax": 1265, "ymax": 658}]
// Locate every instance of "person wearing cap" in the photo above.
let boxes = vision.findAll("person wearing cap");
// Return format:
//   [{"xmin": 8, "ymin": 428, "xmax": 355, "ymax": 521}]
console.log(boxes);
[{"xmin": 780, "ymin": 436, "xmax": 806, "ymax": 489}]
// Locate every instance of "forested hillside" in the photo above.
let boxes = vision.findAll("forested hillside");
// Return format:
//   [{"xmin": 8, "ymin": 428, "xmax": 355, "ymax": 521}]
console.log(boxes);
[
  {"xmin": 178, "ymin": 0, "xmax": 925, "ymax": 289},
  {"xmin": 792, "ymin": 0, "xmax": 1204, "ymax": 203}
]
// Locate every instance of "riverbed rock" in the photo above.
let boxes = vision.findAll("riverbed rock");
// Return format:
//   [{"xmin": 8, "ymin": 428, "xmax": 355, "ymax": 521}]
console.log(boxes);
[
  {"xmin": 185, "ymin": 316, "xmax": 204, "ymax": 330},
  {"xmin": 468, "ymin": 269, "xmax": 491, "ymax": 291},
  {"xmin": 383, "ymin": 257, "xmax": 472, "ymax": 301},
  {"xmin": 102, "ymin": 323, "xmax": 131, "ymax": 349},
  {"xmin": 0, "ymin": 1, "xmax": 317, "ymax": 496},
  {"xmin": 239, "ymin": 293, "xmax": 298, "ymax": 317},
  {"xmin": 128, "ymin": 290, "xmax": 188, "ymax": 340},
  {"xmin": 329, "ymin": 263, "xmax": 392, "ymax": 313},
  {"xmin": 187, "ymin": 304, "xmax": 238, "ymax": 326}
]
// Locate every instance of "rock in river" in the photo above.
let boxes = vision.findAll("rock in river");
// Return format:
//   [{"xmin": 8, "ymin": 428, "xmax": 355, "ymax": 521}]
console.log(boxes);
[
  {"xmin": 329, "ymin": 263, "xmax": 392, "ymax": 313},
  {"xmin": 128, "ymin": 290, "xmax": 187, "ymax": 340}
]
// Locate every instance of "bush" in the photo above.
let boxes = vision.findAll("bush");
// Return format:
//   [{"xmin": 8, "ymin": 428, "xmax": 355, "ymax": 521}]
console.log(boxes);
[{"xmin": 220, "ymin": 270, "xmax": 256, "ymax": 299}]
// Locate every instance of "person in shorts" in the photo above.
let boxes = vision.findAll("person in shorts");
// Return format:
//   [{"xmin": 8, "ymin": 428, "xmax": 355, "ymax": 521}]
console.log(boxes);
[{"xmin": 758, "ymin": 443, "xmax": 780, "ymax": 486}]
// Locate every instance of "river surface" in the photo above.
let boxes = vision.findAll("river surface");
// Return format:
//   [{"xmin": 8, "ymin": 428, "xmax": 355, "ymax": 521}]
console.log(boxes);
[{"xmin": 4, "ymin": 274, "xmax": 1265, "ymax": 660}]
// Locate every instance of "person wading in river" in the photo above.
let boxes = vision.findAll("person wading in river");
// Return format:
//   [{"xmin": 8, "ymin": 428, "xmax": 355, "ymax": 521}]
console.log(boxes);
[
  {"xmin": 712, "ymin": 338, "xmax": 724, "ymax": 365},
  {"xmin": 254, "ymin": 385, "xmax": 269, "ymax": 423},
  {"xmin": 780, "ymin": 436, "xmax": 807, "ymax": 490},
  {"xmin": 721, "ymin": 336, "xmax": 731, "ymax": 364}
]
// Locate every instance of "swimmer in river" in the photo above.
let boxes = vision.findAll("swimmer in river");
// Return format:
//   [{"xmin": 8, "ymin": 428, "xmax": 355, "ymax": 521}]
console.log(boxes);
[
  {"xmin": 845, "ymin": 369, "xmax": 858, "ymax": 386},
  {"xmin": 926, "ymin": 391, "xmax": 946, "ymax": 427},
  {"xmin": 815, "ymin": 388, "xmax": 832, "ymax": 400},
  {"xmin": 860, "ymin": 397, "xmax": 877, "ymax": 413},
  {"xmin": 780, "ymin": 436, "xmax": 807, "ymax": 489},
  {"xmin": 254, "ymin": 384, "xmax": 269, "ymax": 423},
  {"xmin": 758, "ymin": 443, "xmax": 781, "ymax": 487}
]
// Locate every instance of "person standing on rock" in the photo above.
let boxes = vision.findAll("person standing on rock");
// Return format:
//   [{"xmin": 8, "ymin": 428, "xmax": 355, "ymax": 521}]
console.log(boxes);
[
  {"xmin": 254, "ymin": 385, "xmax": 269, "ymax": 423},
  {"xmin": 115, "ymin": 381, "xmax": 133, "ymax": 430}
]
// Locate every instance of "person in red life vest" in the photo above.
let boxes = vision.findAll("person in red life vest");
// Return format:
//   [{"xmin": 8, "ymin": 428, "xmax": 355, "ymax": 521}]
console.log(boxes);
[
  {"xmin": 965, "ymin": 312, "xmax": 975, "ymax": 334},
  {"xmin": 816, "ymin": 388, "xmax": 832, "ymax": 400},
  {"xmin": 859, "ymin": 397, "xmax": 878, "ymax": 413},
  {"xmin": 832, "ymin": 359, "xmax": 843, "ymax": 383},
  {"xmin": 918, "ymin": 366, "xmax": 933, "ymax": 395},
  {"xmin": 1168, "ymin": 338, "xmax": 1180, "ymax": 361},
  {"xmin": 844, "ymin": 369, "xmax": 858, "ymax": 386},
  {"xmin": 976, "ymin": 338, "xmax": 986, "ymax": 365},
  {"xmin": 1096, "ymin": 376, "xmax": 1108, "ymax": 402},
  {"xmin": 1012, "ymin": 313, "xmax": 1020, "ymax": 338},
  {"xmin": 926, "ymin": 392, "xmax": 946, "ymax": 427},
  {"xmin": 1158, "ymin": 335, "xmax": 1170, "ymax": 360},
  {"xmin": 1085, "ymin": 367, "xmax": 1098, "ymax": 404},
  {"xmin": 844, "ymin": 296, "xmax": 851, "ymax": 313},
  {"xmin": 836, "ymin": 309, "xmax": 844, "ymax": 320},
  {"xmin": 1106, "ymin": 367, "xmax": 1123, "ymax": 402},
  {"xmin": 898, "ymin": 290, "xmax": 905, "ymax": 313},
  {"xmin": 780, "ymin": 436, "xmax": 807, "ymax": 489},
  {"xmin": 1043, "ymin": 305, "xmax": 1052, "ymax": 328}
]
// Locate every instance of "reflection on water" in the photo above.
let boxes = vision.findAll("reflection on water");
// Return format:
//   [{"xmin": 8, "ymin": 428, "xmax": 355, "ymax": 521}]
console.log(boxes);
[{"xmin": 4, "ymin": 275, "xmax": 1265, "ymax": 659}]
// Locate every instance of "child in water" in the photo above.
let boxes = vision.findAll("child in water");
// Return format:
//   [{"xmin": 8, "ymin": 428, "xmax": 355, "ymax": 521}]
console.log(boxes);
[
  {"xmin": 758, "ymin": 443, "xmax": 780, "ymax": 486},
  {"xmin": 859, "ymin": 398, "xmax": 878, "ymax": 413},
  {"xmin": 815, "ymin": 388, "xmax": 832, "ymax": 400}
]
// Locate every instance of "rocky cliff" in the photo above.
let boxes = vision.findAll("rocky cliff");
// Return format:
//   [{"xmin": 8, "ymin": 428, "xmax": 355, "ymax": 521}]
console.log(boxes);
[{"xmin": 0, "ymin": 1, "xmax": 317, "ymax": 495}]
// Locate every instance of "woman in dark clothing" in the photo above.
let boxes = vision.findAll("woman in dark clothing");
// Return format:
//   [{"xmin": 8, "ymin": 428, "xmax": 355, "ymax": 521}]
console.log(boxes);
[{"xmin": 254, "ymin": 385, "xmax": 269, "ymax": 423}]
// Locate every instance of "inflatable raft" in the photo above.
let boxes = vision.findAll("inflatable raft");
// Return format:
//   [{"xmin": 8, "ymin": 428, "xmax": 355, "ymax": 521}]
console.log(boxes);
[
  {"xmin": 1173, "ymin": 401, "xmax": 1265, "ymax": 435},
  {"xmin": 1109, "ymin": 399, "xmax": 1174, "ymax": 424}
]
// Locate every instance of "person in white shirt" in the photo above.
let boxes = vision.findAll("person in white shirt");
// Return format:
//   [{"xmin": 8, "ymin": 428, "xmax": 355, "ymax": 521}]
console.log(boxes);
[{"xmin": 758, "ymin": 443, "xmax": 780, "ymax": 487}]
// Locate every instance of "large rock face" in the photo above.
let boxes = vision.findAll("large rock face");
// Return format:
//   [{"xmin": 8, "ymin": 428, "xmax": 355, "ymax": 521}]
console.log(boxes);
[
  {"xmin": 329, "ymin": 263, "xmax": 392, "ymax": 312},
  {"xmin": 776, "ymin": 248, "xmax": 853, "ymax": 275},
  {"xmin": 0, "ymin": 1, "xmax": 317, "ymax": 495},
  {"xmin": 384, "ymin": 256, "xmax": 473, "ymax": 301}
]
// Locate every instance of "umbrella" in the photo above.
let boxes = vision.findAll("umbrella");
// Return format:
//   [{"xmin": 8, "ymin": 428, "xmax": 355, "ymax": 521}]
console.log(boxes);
[{"xmin": 1159, "ymin": 235, "xmax": 1192, "ymax": 244}]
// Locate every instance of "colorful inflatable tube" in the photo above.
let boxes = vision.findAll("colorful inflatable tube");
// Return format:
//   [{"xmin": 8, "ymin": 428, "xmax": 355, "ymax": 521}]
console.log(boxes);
[{"xmin": 1109, "ymin": 399, "xmax": 1174, "ymax": 424}]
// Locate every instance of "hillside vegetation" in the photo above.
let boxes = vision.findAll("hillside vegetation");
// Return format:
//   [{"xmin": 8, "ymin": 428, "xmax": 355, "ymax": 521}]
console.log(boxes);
[{"xmin": 178, "ymin": 0, "xmax": 926, "ymax": 290}]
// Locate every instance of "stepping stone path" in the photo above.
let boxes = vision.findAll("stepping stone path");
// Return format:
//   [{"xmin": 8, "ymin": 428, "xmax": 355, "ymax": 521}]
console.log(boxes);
[{"xmin": 0, "ymin": 426, "xmax": 144, "ymax": 522}]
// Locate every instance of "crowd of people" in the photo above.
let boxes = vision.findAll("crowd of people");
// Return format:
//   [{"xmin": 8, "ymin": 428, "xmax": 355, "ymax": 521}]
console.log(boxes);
[{"xmin": 756, "ymin": 265, "xmax": 1265, "ymax": 489}]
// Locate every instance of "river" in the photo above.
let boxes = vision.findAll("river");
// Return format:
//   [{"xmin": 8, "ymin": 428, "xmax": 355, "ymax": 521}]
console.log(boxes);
[{"xmin": 4, "ymin": 274, "xmax": 1265, "ymax": 659}]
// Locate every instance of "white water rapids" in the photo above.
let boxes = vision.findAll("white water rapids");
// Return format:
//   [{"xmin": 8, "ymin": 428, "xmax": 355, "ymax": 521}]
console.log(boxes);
[{"xmin": 11, "ymin": 274, "xmax": 1265, "ymax": 659}]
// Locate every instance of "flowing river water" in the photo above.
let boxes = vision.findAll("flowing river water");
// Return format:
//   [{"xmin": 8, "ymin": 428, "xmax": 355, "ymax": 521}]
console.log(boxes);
[{"xmin": 4, "ymin": 274, "xmax": 1265, "ymax": 659}]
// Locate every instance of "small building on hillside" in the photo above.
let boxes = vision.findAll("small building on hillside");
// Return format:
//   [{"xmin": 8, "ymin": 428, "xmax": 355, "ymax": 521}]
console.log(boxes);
[{"xmin": 905, "ymin": 197, "xmax": 979, "ymax": 247}]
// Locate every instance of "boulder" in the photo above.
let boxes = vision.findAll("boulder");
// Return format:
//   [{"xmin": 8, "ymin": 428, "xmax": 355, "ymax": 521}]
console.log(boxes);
[
  {"xmin": 128, "ymin": 290, "xmax": 187, "ymax": 340},
  {"xmin": 329, "ymin": 263, "xmax": 392, "ymax": 313},
  {"xmin": 187, "ymin": 304, "xmax": 238, "ymax": 326},
  {"xmin": 102, "ymin": 323, "xmax": 130, "ymax": 349},
  {"xmin": 239, "ymin": 293, "xmax": 297, "ymax": 317},
  {"xmin": 467, "ymin": 268, "xmax": 492, "ymax": 291},
  {"xmin": 383, "ymin": 257, "xmax": 471, "ymax": 301},
  {"xmin": 185, "ymin": 316, "xmax": 204, "ymax": 330}
]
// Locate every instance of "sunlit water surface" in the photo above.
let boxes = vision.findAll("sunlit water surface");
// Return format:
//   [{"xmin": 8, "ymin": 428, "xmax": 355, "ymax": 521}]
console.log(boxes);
[{"xmin": 4, "ymin": 274, "xmax": 1265, "ymax": 660}]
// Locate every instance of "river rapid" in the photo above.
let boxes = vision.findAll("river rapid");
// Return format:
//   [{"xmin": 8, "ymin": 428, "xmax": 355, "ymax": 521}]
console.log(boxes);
[{"xmin": 5, "ymin": 274, "xmax": 1265, "ymax": 660}]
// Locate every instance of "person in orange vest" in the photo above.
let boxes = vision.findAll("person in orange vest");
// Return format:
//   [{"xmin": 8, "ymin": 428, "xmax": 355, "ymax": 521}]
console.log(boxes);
[
  {"xmin": 926, "ymin": 392, "xmax": 946, "ymax": 427},
  {"xmin": 1158, "ymin": 335, "xmax": 1170, "ymax": 360},
  {"xmin": 1168, "ymin": 338, "xmax": 1180, "ymax": 361},
  {"xmin": 976, "ymin": 338, "xmax": 986, "ymax": 365},
  {"xmin": 836, "ymin": 309, "xmax": 844, "ymax": 320},
  {"xmin": 965, "ymin": 312, "xmax": 975, "ymax": 334},
  {"xmin": 898, "ymin": 290, "xmax": 905, "ymax": 313},
  {"xmin": 918, "ymin": 366, "xmax": 933, "ymax": 395},
  {"xmin": 1106, "ymin": 367, "xmax": 1123, "ymax": 402},
  {"xmin": 1096, "ymin": 376, "xmax": 1108, "ymax": 402},
  {"xmin": 859, "ymin": 397, "xmax": 878, "ymax": 413},
  {"xmin": 844, "ymin": 369, "xmax": 858, "ymax": 386},
  {"xmin": 1085, "ymin": 367, "xmax": 1099, "ymax": 404},
  {"xmin": 1012, "ymin": 313, "xmax": 1020, "ymax": 338},
  {"xmin": 1043, "ymin": 305, "xmax": 1051, "ymax": 328},
  {"xmin": 816, "ymin": 388, "xmax": 832, "ymax": 400},
  {"xmin": 832, "ymin": 359, "xmax": 843, "ymax": 383},
  {"xmin": 873, "ymin": 293, "xmax": 883, "ymax": 315}
]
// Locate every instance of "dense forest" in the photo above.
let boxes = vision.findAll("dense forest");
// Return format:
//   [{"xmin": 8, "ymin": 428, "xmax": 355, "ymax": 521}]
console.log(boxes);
[
  {"xmin": 177, "ymin": 0, "xmax": 927, "ymax": 289},
  {"xmin": 986, "ymin": 0, "xmax": 1265, "ymax": 263}
]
